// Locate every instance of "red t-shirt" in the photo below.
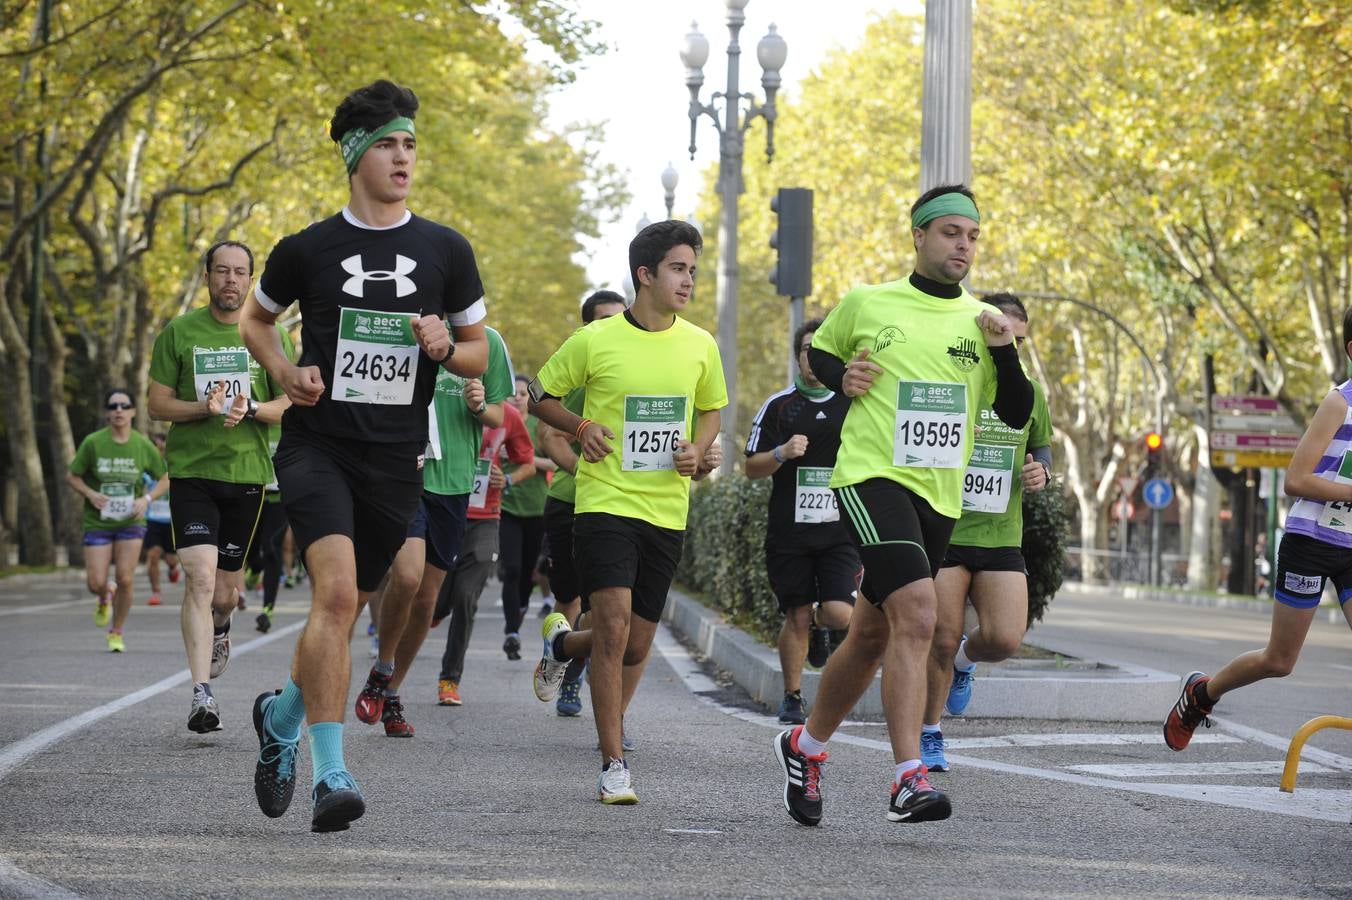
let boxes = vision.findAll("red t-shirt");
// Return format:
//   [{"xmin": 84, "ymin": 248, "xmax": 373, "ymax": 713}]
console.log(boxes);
[{"xmin": 468, "ymin": 402, "xmax": 535, "ymax": 520}]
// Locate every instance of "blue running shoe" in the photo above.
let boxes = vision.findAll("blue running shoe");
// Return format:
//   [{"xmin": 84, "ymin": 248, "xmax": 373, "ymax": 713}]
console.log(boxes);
[
  {"xmin": 920, "ymin": 729, "xmax": 949, "ymax": 772},
  {"xmin": 556, "ymin": 678, "xmax": 583, "ymax": 717},
  {"xmin": 946, "ymin": 665, "xmax": 975, "ymax": 716},
  {"xmin": 311, "ymin": 771, "xmax": 365, "ymax": 833}
]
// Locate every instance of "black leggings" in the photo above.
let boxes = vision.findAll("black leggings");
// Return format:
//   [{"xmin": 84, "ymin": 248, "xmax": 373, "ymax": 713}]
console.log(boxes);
[
  {"xmin": 248, "ymin": 499, "xmax": 289, "ymax": 610},
  {"xmin": 498, "ymin": 511, "xmax": 545, "ymax": 635}
]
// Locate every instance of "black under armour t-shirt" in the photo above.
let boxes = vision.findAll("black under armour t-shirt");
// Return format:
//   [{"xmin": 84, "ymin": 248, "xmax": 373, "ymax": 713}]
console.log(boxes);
[
  {"xmin": 745, "ymin": 386, "xmax": 853, "ymax": 549},
  {"xmin": 256, "ymin": 207, "xmax": 486, "ymax": 443}
]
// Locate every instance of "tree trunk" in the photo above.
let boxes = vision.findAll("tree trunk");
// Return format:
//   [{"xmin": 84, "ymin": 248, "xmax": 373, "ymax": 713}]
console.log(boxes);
[{"xmin": 43, "ymin": 301, "xmax": 82, "ymax": 565}]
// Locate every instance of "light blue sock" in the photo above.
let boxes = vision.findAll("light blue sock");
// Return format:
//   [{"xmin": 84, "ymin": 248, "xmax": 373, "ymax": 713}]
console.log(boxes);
[
  {"xmin": 308, "ymin": 722, "xmax": 347, "ymax": 788},
  {"xmin": 264, "ymin": 677, "xmax": 305, "ymax": 743}
]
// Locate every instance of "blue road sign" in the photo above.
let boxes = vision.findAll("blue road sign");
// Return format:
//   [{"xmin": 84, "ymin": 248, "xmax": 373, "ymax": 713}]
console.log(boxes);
[{"xmin": 1143, "ymin": 478, "xmax": 1174, "ymax": 510}]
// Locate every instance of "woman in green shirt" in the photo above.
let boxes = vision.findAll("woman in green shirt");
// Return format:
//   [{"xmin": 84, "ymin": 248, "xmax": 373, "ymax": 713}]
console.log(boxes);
[{"xmin": 66, "ymin": 388, "xmax": 169, "ymax": 652}]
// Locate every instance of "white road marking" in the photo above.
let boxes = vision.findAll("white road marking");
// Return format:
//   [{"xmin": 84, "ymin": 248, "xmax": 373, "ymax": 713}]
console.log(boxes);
[
  {"xmin": 0, "ymin": 621, "xmax": 304, "ymax": 781},
  {"xmin": 664, "ymin": 828, "xmax": 723, "ymax": 835},
  {"xmin": 1330, "ymin": 663, "xmax": 1352, "ymax": 673},
  {"xmin": 1212, "ymin": 716, "xmax": 1352, "ymax": 771},
  {"xmin": 653, "ymin": 622, "xmax": 1352, "ymax": 824},
  {"xmin": 651, "ymin": 627, "xmax": 721, "ymax": 694},
  {"xmin": 1068, "ymin": 761, "xmax": 1333, "ymax": 777},
  {"xmin": 0, "ymin": 599, "xmax": 86, "ymax": 617},
  {"xmin": 947, "ymin": 733, "xmax": 1242, "ymax": 749}
]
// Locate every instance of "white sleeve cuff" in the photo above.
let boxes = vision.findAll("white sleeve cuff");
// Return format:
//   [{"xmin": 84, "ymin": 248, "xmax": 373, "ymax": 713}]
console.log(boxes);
[
  {"xmin": 253, "ymin": 282, "xmax": 287, "ymax": 315},
  {"xmin": 448, "ymin": 297, "xmax": 487, "ymax": 327}
]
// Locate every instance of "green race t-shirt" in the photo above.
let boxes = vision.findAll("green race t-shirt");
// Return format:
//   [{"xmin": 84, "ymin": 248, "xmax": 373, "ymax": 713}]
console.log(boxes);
[
  {"xmin": 500, "ymin": 414, "xmax": 549, "ymax": 518},
  {"xmin": 535, "ymin": 313, "xmax": 727, "ymax": 531},
  {"xmin": 69, "ymin": 428, "xmax": 166, "ymax": 533},
  {"xmin": 811, "ymin": 278, "xmax": 1001, "ymax": 519},
  {"xmin": 951, "ymin": 378, "xmax": 1053, "ymax": 548},
  {"xmin": 545, "ymin": 388, "xmax": 586, "ymax": 505},
  {"xmin": 148, "ymin": 306, "xmax": 286, "ymax": 485},
  {"xmin": 423, "ymin": 325, "xmax": 514, "ymax": 496}
]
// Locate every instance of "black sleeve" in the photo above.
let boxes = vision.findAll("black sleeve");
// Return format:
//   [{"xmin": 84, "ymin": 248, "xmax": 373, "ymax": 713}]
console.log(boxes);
[
  {"xmin": 256, "ymin": 234, "xmax": 303, "ymax": 312},
  {"xmin": 807, "ymin": 347, "xmax": 847, "ymax": 394},
  {"xmin": 1030, "ymin": 444, "xmax": 1053, "ymax": 470},
  {"xmin": 442, "ymin": 228, "xmax": 485, "ymax": 318},
  {"xmin": 990, "ymin": 343, "xmax": 1033, "ymax": 429},
  {"xmin": 746, "ymin": 395, "xmax": 783, "ymax": 455}
]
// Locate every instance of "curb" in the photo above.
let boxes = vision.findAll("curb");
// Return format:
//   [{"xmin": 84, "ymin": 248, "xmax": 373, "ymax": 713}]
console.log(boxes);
[
  {"xmin": 661, "ymin": 587, "xmax": 1179, "ymax": 722},
  {"xmin": 1060, "ymin": 580, "xmax": 1347, "ymax": 625}
]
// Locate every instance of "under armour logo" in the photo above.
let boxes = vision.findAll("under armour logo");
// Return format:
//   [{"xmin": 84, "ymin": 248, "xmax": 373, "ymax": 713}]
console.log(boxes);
[{"xmin": 341, "ymin": 254, "xmax": 417, "ymax": 298}]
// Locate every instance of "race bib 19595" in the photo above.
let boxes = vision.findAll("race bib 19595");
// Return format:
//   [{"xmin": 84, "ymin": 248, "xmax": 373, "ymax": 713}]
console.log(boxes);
[{"xmin": 894, "ymin": 381, "xmax": 967, "ymax": 468}]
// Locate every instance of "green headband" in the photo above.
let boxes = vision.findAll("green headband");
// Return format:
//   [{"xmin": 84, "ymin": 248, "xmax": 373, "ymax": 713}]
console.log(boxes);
[
  {"xmin": 338, "ymin": 117, "xmax": 416, "ymax": 175},
  {"xmin": 911, "ymin": 192, "xmax": 980, "ymax": 229}
]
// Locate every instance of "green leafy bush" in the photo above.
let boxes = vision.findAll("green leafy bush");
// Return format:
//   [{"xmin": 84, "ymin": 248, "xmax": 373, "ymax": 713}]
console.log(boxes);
[
  {"xmin": 1022, "ymin": 483, "xmax": 1070, "ymax": 628},
  {"xmin": 678, "ymin": 475, "xmax": 780, "ymax": 640}
]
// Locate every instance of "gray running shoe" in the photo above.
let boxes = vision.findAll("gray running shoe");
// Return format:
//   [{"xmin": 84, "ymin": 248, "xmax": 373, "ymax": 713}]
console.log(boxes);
[
  {"xmin": 210, "ymin": 631, "xmax": 231, "ymax": 679},
  {"xmin": 188, "ymin": 688, "xmax": 221, "ymax": 733}
]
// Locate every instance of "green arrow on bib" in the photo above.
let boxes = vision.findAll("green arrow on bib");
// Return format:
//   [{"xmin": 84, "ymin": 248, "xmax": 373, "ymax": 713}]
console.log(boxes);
[{"xmin": 346, "ymin": 387, "xmax": 364, "ymax": 399}]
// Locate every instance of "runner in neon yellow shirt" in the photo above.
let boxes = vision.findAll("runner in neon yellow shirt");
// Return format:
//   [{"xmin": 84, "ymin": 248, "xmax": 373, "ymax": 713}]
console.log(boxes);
[
  {"xmin": 528, "ymin": 221, "xmax": 726, "ymax": 804},
  {"xmin": 773, "ymin": 185, "xmax": 1033, "ymax": 829}
]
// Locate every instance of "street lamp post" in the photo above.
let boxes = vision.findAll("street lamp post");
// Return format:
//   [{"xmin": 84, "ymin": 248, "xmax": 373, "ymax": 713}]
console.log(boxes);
[
  {"xmin": 681, "ymin": 1, "xmax": 787, "ymax": 472},
  {"xmin": 661, "ymin": 163, "xmax": 679, "ymax": 219}
]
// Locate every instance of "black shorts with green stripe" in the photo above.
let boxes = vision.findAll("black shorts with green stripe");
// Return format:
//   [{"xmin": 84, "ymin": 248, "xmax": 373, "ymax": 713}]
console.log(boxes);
[{"xmin": 834, "ymin": 478, "xmax": 955, "ymax": 606}]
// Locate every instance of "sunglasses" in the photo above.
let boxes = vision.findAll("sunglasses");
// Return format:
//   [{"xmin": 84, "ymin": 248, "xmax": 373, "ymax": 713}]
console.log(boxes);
[{"xmin": 106, "ymin": 402, "xmax": 134, "ymax": 410}]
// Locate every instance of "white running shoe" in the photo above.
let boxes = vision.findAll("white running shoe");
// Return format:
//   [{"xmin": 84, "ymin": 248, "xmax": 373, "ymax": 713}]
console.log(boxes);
[
  {"xmin": 210, "ymin": 631, "xmax": 231, "ymax": 679},
  {"xmin": 596, "ymin": 758, "xmax": 637, "ymax": 805},
  {"xmin": 533, "ymin": 612, "xmax": 572, "ymax": 702}
]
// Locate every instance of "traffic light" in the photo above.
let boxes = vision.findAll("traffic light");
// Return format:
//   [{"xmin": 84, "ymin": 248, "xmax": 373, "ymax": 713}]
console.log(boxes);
[
  {"xmin": 1144, "ymin": 430, "xmax": 1164, "ymax": 472},
  {"xmin": 769, "ymin": 187, "xmax": 813, "ymax": 297}
]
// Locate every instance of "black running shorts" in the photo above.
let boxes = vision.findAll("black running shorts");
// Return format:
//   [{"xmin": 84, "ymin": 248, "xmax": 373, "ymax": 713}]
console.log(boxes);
[
  {"xmin": 833, "ymin": 478, "xmax": 955, "ymax": 606},
  {"xmin": 544, "ymin": 497, "xmax": 580, "ymax": 606},
  {"xmin": 765, "ymin": 541, "xmax": 862, "ymax": 613},
  {"xmin": 169, "ymin": 478, "xmax": 265, "ymax": 572},
  {"xmin": 409, "ymin": 491, "xmax": 470, "ymax": 572},
  {"xmin": 1274, "ymin": 531, "xmax": 1352, "ymax": 610},
  {"xmin": 572, "ymin": 511, "xmax": 684, "ymax": 624},
  {"xmin": 940, "ymin": 543, "xmax": 1027, "ymax": 575},
  {"xmin": 274, "ymin": 426, "xmax": 424, "ymax": 593}
]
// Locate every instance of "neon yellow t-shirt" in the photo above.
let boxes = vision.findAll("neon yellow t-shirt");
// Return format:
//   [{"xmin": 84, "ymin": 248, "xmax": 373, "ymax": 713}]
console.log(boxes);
[
  {"xmin": 535, "ymin": 313, "xmax": 727, "ymax": 531},
  {"xmin": 811, "ymin": 278, "xmax": 1000, "ymax": 519}
]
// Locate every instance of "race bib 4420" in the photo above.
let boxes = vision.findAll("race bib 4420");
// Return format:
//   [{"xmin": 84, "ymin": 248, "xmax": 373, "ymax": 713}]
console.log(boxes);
[
  {"xmin": 193, "ymin": 349, "xmax": 250, "ymax": 406},
  {"xmin": 333, "ymin": 307, "xmax": 419, "ymax": 405}
]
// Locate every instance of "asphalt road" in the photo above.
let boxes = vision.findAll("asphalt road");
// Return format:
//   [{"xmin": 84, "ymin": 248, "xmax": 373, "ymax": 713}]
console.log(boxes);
[{"xmin": 0, "ymin": 571, "xmax": 1348, "ymax": 899}]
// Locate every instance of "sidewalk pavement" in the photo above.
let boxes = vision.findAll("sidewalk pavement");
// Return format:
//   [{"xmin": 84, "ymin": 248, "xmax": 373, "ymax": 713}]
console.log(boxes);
[{"xmin": 661, "ymin": 583, "xmax": 1180, "ymax": 723}]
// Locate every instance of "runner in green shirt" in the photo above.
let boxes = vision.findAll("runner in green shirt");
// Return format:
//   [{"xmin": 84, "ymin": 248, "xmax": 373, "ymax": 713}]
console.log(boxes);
[
  {"xmin": 921, "ymin": 294, "xmax": 1054, "ymax": 772},
  {"xmin": 535, "ymin": 291, "xmax": 627, "ymax": 717},
  {"xmin": 773, "ymin": 185, "xmax": 1033, "ymax": 829},
  {"xmin": 148, "ymin": 240, "xmax": 292, "ymax": 735},
  {"xmin": 66, "ymin": 388, "xmax": 168, "ymax": 652},
  {"xmin": 497, "ymin": 374, "xmax": 556, "ymax": 658}
]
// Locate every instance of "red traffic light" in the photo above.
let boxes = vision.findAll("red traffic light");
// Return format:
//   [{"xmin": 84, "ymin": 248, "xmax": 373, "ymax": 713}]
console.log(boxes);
[{"xmin": 1144, "ymin": 431, "xmax": 1163, "ymax": 451}]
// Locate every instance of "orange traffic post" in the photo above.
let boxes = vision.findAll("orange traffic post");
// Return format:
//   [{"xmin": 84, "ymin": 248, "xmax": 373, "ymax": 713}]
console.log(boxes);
[{"xmin": 1279, "ymin": 715, "xmax": 1352, "ymax": 793}]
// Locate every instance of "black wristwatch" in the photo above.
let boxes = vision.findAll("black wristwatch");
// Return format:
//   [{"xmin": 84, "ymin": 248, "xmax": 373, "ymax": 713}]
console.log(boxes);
[
  {"xmin": 243, "ymin": 398, "xmax": 260, "ymax": 421},
  {"xmin": 440, "ymin": 342, "xmax": 457, "ymax": 365}
]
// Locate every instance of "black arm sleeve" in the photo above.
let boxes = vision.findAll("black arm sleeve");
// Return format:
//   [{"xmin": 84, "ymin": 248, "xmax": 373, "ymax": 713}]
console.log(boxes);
[
  {"xmin": 807, "ymin": 347, "xmax": 847, "ymax": 394},
  {"xmin": 1030, "ymin": 444, "xmax": 1053, "ymax": 470},
  {"xmin": 990, "ymin": 343, "xmax": 1034, "ymax": 429}
]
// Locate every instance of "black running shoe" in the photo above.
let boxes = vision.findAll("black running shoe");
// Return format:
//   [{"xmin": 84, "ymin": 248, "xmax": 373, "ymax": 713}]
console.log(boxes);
[
  {"xmin": 807, "ymin": 625, "xmax": 832, "ymax": 668},
  {"xmin": 887, "ymin": 765, "xmax": 951, "ymax": 823},
  {"xmin": 252, "ymin": 690, "xmax": 298, "ymax": 818},
  {"xmin": 503, "ymin": 634, "xmax": 522, "ymax": 660},
  {"xmin": 255, "ymin": 609, "xmax": 272, "ymax": 634},
  {"xmin": 311, "ymin": 772, "xmax": 365, "ymax": 833},
  {"xmin": 774, "ymin": 727, "xmax": 826, "ymax": 826},
  {"xmin": 777, "ymin": 690, "xmax": 806, "ymax": 725}
]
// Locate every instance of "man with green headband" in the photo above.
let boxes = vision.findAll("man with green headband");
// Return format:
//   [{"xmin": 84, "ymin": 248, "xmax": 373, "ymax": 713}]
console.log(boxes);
[
  {"xmin": 745, "ymin": 316, "xmax": 860, "ymax": 726},
  {"xmin": 773, "ymin": 184, "xmax": 1033, "ymax": 829},
  {"xmin": 240, "ymin": 79, "xmax": 490, "ymax": 833}
]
